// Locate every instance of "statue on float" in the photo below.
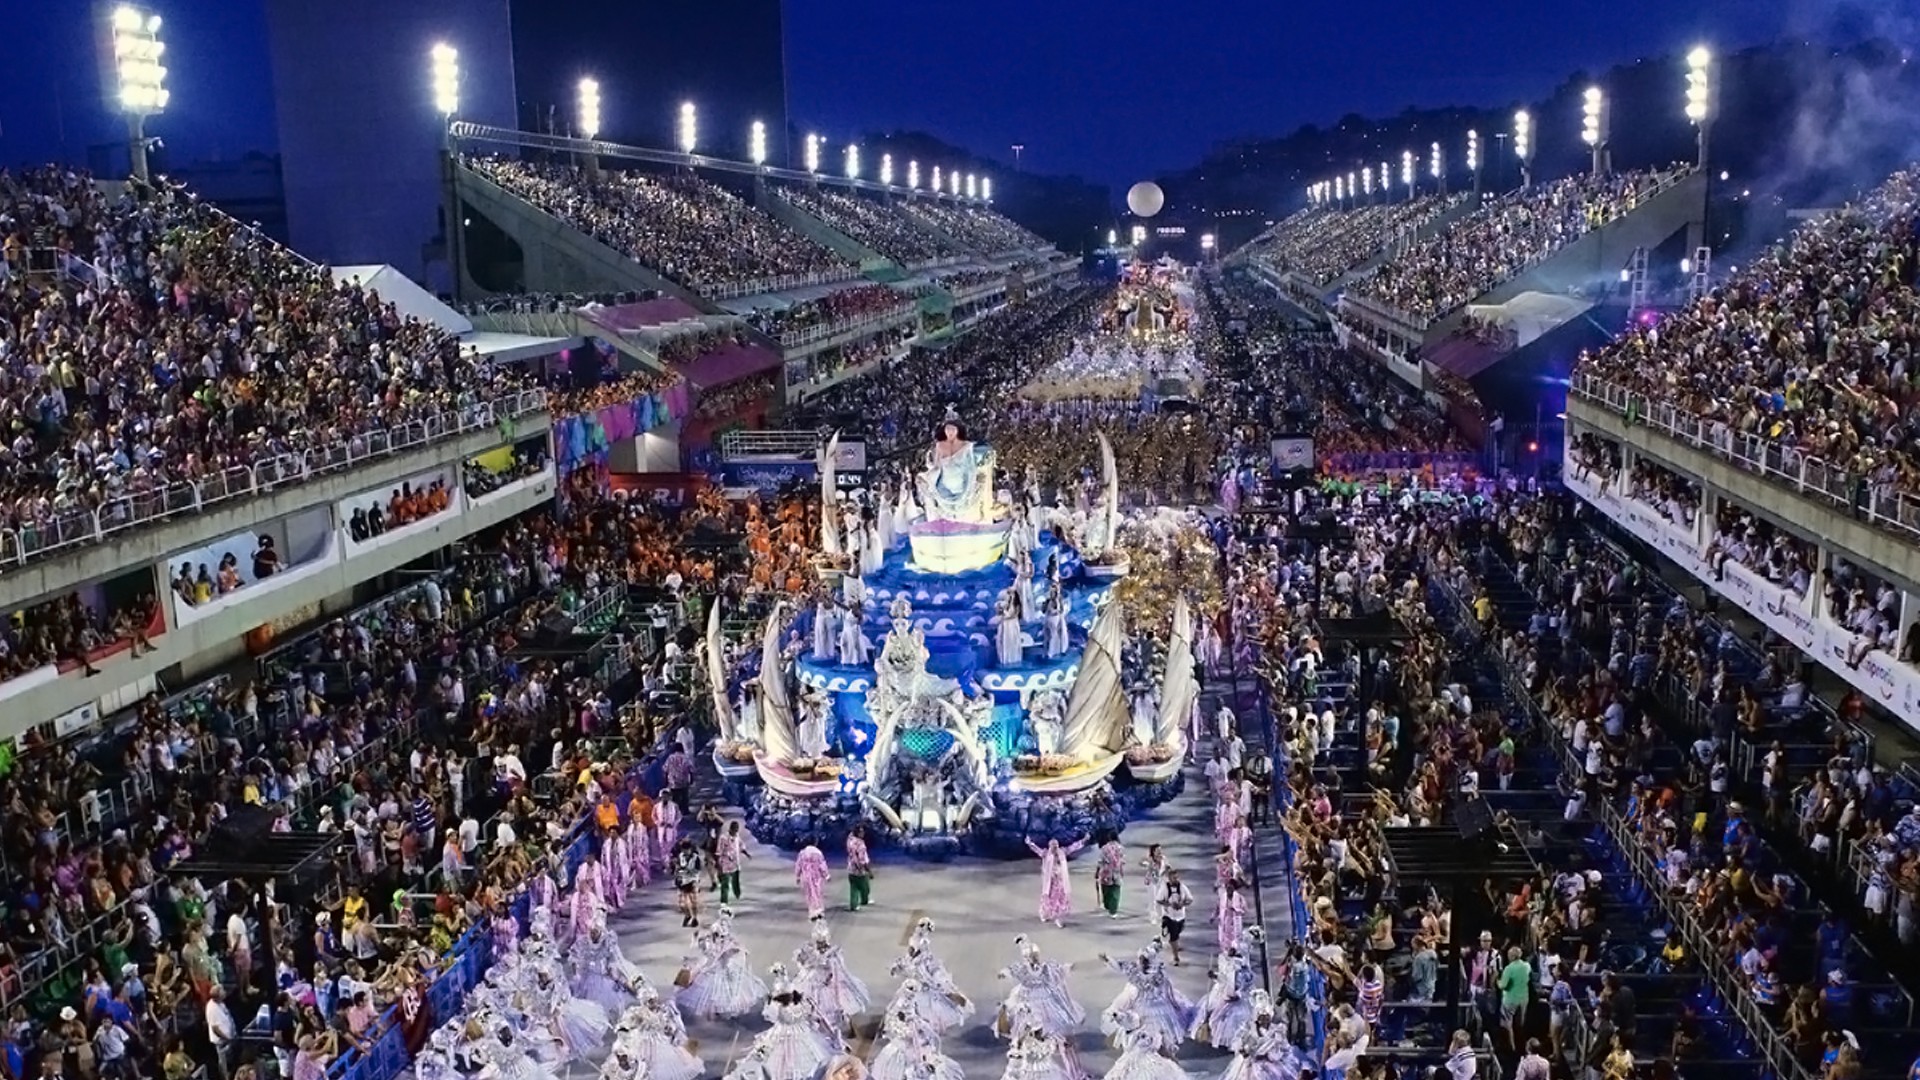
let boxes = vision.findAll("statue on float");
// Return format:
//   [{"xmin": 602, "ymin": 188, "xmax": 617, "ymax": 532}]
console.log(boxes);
[
  {"xmin": 907, "ymin": 407, "xmax": 1009, "ymax": 574},
  {"xmin": 860, "ymin": 596, "xmax": 991, "ymax": 835}
]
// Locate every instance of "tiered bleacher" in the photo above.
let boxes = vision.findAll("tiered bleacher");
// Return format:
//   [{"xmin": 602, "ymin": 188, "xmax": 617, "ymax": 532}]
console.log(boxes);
[
  {"xmin": 1344, "ymin": 166, "xmax": 1695, "ymax": 325},
  {"xmin": 776, "ymin": 186, "xmax": 965, "ymax": 266},
  {"xmin": 745, "ymin": 283, "xmax": 914, "ymax": 347},
  {"xmin": 464, "ymin": 156, "xmax": 858, "ymax": 297},
  {"xmin": 1573, "ymin": 165, "xmax": 1920, "ymax": 536},
  {"xmin": 0, "ymin": 166, "xmax": 540, "ymax": 568},
  {"xmin": 1246, "ymin": 196, "xmax": 1465, "ymax": 288},
  {"xmin": 899, "ymin": 200, "xmax": 1049, "ymax": 255}
]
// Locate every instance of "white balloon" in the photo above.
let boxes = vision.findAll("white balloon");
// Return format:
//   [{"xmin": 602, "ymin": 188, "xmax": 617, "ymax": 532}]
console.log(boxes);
[{"xmin": 1126, "ymin": 181, "xmax": 1165, "ymax": 218}]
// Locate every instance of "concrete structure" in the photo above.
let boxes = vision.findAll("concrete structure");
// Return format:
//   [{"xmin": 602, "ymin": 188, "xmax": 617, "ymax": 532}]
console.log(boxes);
[
  {"xmin": 265, "ymin": 0, "xmax": 518, "ymax": 290},
  {"xmin": 1565, "ymin": 377, "xmax": 1920, "ymax": 727}
]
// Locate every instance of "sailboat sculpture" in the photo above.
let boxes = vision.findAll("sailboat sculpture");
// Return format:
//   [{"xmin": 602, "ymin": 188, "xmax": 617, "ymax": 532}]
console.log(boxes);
[
  {"xmin": 705, "ymin": 601, "xmax": 757, "ymax": 779},
  {"xmin": 1085, "ymin": 432, "xmax": 1131, "ymax": 579},
  {"xmin": 1131, "ymin": 595, "xmax": 1195, "ymax": 782},
  {"xmin": 752, "ymin": 602, "xmax": 842, "ymax": 798},
  {"xmin": 1013, "ymin": 599, "xmax": 1128, "ymax": 794},
  {"xmin": 819, "ymin": 431, "xmax": 842, "ymax": 556}
]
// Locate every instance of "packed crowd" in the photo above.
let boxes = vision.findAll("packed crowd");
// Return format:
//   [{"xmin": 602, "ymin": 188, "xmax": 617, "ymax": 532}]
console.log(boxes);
[
  {"xmin": 654, "ymin": 325, "xmax": 745, "ymax": 367},
  {"xmin": 0, "ymin": 166, "xmax": 531, "ymax": 561},
  {"xmin": 1245, "ymin": 195, "xmax": 1466, "ymax": 287},
  {"xmin": 900, "ymin": 200, "xmax": 1049, "ymax": 255},
  {"xmin": 1575, "ymin": 165, "xmax": 1920, "ymax": 503},
  {"xmin": 1346, "ymin": 166, "xmax": 1695, "ymax": 324},
  {"xmin": 786, "ymin": 335, "xmax": 904, "ymax": 397},
  {"xmin": 746, "ymin": 285, "xmax": 914, "ymax": 344},
  {"xmin": 775, "ymin": 187, "xmax": 964, "ymax": 267},
  {"xmin": 923, "ymin": 267, "xmax": 1005, "ymax": 295},
  {"xmin": 0, "ymin": 590, "xmax": 157, "ymax": 679},
  {"xmin": 462, "ymin": 445, "xmax": 551, "ymax": 499},
  {"xmin": 546, "ymin": 369, "xmax": 682, "ymax": 421},
  {"xmin": 467, "ymin": 157, "xmax": 855, "ymax": 295}
]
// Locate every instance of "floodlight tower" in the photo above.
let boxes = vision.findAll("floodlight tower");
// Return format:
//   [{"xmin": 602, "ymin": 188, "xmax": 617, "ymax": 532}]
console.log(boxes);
[
  {"xmin": 1685, "ymin": 46, "xmax": 1715, "ymax": 169},
  {"xmin": 844, "ymin": 143, "xmax": 860, "ymax": 181},
  {"xmin": 1361, "ymin": 166, "xmax": 1374, "ymax": 204},
  {"xmin": 907, "ymin": 159, "xmax": 921, "ymax": 193},
  {"xmin": 1346, "ymin": 171, "xmax": 1357, "ymax": 208},
  {"xmin": 805, "ymin": 133, "xmax": 822, "ymax": 183},
  {"xmin": 1513, "ymin": 109, "xmax": 1534, "ymax": 189},
  {"xmin": 677, "ymin": 102, "xmax": 698, "ymax": 158},
  {"xmin": 1334, "ymin": 174, "xmax": 1346, "ymax": 209},
  {"xmin": 949, "ymin": 169, "xmax": 961, "ymax": 197},
  {"xmin": 981, "ymin": 176, "xmax": 992, "ymax": 203},
  {"xmin": 429, "ymin": 41, "xmax": 459, "ymax": 136},
  {"xmin": 965, "ymin": 173, "xmax": 977, "ymax": 201},
  {"xmin": 1582, "ymin": 86, "xmax": 1610, "ymax": 177},
  {"xmin": 1430, "ymin": 142, "xmax": 1445, "ymax": 197},
  {"xmin": 932, "ymin": 165, "xmax": 944, "ymax": 198},
  {"xmin": 1401, "ymin": 151, "xmax": 1415, "ymax": 201},
  {"xmin": 577, "ymin": 77, "xmax": 601, "ymax": 177},
  {"xmin": 880, "ymin": 153, "xmax": 894, "ymax": 188},
  {"xmin": 1466, "ymin": 130, "xmax": 1482, "ymax": 196},
  {"xmin": 108, "ymin": 4, "xmax": 169, "ymax": 183},
  {"xmin": 749, "ymin": 121, "xmax": 769, "ymax": 167}
]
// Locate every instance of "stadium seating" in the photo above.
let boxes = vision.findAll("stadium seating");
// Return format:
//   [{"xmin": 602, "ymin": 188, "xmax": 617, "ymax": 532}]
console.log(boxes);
[
  {"xmin": 464, "ymin": 156, "xmax": 858, "ymax": 297},
  {"xmin": 900, "ymin": 200, "xmax": 1050, "ymax": 255},
  {"xmin": 776, "ymin": 186, "xmax": 965, "ymax": 266},
  {"xmin": 1244, "ymin": 196, "xmax": 1465, "ymax": 289},
  {"xmin": 746, "ymin": 283, "xmax": 916, "ymax": 348},
  {"xmin": 1344, "ymin": 166, "xmax": 1696, "ymax": 325}
]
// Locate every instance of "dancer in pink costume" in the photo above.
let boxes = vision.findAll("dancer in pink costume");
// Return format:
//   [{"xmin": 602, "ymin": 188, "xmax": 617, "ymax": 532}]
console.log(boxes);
[
  {"xmin": 794, "ymin": 841, "xmax": 831, "ymax": 918},
  {"xmin": 628, "ymin": 824, "xmax": 653, "ymax": 887},
  {"xmin": 655, "ymin": 794, "xmax": 682, "ymax": 862},
  {"xmin": 604, "ymin": 828, "xmax": 631, "ymax": 912},
  {"xmin": 570, "ymin": 850, "xmax": 607, "ymax": 940},
  {"xmin": 1216, "ymin": 879, "xmax": 1247, "ymax": 952},
  {"xmin": 1024, "ymin": 836, "xmax": 1085, "ymax": 926}
]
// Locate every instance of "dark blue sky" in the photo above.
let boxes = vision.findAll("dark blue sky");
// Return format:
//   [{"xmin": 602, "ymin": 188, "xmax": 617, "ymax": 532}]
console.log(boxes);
[{"xmin": 0, "ymin": 0, "xmax": 1837, "ymax": 189}]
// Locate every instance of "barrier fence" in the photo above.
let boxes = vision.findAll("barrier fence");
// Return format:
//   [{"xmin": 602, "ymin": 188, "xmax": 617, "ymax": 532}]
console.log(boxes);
[
  {"xmin": 0, "ymin": 389, "xmax": 550, "ymax": 571},
  {"xmin": 1571, "ymin": 373, "xmax": 1920, "ymax": 543}
]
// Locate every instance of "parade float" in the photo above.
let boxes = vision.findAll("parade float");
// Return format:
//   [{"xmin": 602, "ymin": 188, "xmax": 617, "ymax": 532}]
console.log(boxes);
[{"xmin": 718, "ymin": 409, "xmax": 1198, "ymax": 858}]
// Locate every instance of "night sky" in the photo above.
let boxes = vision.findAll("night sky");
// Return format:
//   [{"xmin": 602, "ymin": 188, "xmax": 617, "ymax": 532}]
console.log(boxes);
[{"xmin": 0, "ymin": 0, "xmax": 1852, "ymax": 190}]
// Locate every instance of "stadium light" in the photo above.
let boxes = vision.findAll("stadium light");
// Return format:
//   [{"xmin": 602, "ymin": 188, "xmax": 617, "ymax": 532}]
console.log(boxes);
[
  {"xmin": 749, "ymin": 120, "xmax": 768, "ymax": 166},
  {"xmin": 429, "ymin": 42, "xmax": 459, "ymax": 118},
  {"xmin": 1582, "ymin": 86, "xmax": 1610, "ymax": 176},
  {"xmin": 908, "ymin": 159, "xmax": 920, "ymax": 190},
  {"xmin": 949, "ymin": 169, "xmax": 961, "ymax": 197},
  {"xmin": 1200, "ymin": 233, "xmax": 1216, "ymax": 252},
  {"xmin": 805, "ymin": 133, "xmax": 821, "ymax": 174},
  {"xmin": 932, "ymin": 165, "xmax": 943, "ymax": 196},
  {"xmin": 677, "ymin": 101, "xmax": 697, "ymax": 155},
  {"xmin": 1346, "ymin": 171, "xmax": 1356, "ymax": 204},
  {"xmin": 1686, "ymin": 45, "xmax": 1714, "ymax": 167},
  {"xmin": 1361, "ymin": 167, "xmax": 1373, "ymax": 198},
  {"xmin": 1379, "ymin": 163, "xmax": 1390, "ymax": 198},
  {"xmin": 1400, "ymin": 150, "xmax": 1414, "ymax": 200},
  {"xmin": 845, "ymin": 142, "xmax": 860, "ymax": 180},
  {"xmin": 1107, "ymin": 228, "xmax": 1118, "ymax": 246},
  {"xmin": 109, "ymin": 4, "xmax": 169, "ymax": 183},
  {"xmin": 1430, "ymin": 141, "xmax": 1442, "ymax": 181},
  {"xmin": 1513, "ymin": 109, "xmax": 1534, "ymax": 188},
  {"xmin": 1334, "ymin": 175, "xmax": 1345, "ymax": 203},
  {"xmin": 880, "ymin": 153, "xmax": 894, "ymax": 186},
  {"xmin": 981, "ymin": 176, "xmax": 992, "ymax": 202},
  {"xmin": 966, "ymin": 173, "xmax": 977, "ymax": 200},
  {"xmin": 1130, "ymin": 224, "xmax": 1146, "ymax": 245},
  {"xmin": 577, "ymin": 78, "xmax": 600, "ymax": 140}
]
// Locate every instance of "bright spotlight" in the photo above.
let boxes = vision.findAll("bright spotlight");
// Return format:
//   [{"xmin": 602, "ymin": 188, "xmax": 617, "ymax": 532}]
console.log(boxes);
[
  {"xmin": 1513, "ymin": 109, "xmax": 1533, "ymax": 161},
  {"xmin": 1466, "ymin": 130, "xmax": 1480, "ymax": 171},
  {"xmin": 111, "ymin": 5, "xmax": 170, "ymax": 115},
  {"xmin": 1200, "ymin": 233, "xmax": 1216, "ymax": 251},
  {"xmin": 577, "ymin": 78, "xmax": 601, "ymax": 140},
  {"xmin": 1582, "ymin": 86, "xmax": 1606, "ymax": 146},
  {"xmin": 844, "ymin": 143, "xmax": 860, "ymax": 180},
  {"xmin": 429, "ymin": 43, "xmax": 459, "ymax": 117},
  {"xmin": 677, "ymin": 101, "xmax": 698, "ymax": 155},
  {"xmin": 1429, "ymin": 141, "xmax": 1442, "ymax": 180},
  {"xmin": 805, "ymin": 133, "xmax": 821, "ymax": 174},
  {"xmin": 1107, "ymin": 228, "xmax": 1118, "ymax": 245},
  {"xmin": 932, "ymin": 165, "xmax": 943, "ymax": 194},
  {"xmin": 1685, "ymin": 46, "xmax": 1713, "ymax": 123},
  {"xmin": 949, "ymin": 169, "xmax": 961, "ymax": 196},
  {"xmin": 965, "ymin": 173, "xmax": 977, "ymax": 199},
  {"xmin": 1680, "ymin": 257, "xmax": 1693, "ymax": 274},
  {"xmin": 880, "ymin": 153, "xmax": 894, "ymax": 186},
  {"xmin": 1335, "ymin": 175, "xmax": 1345, "ymax": 201},
  {"xmin": 748, "ymin": 121, "xmax": 767, "ymax": 165},
  {"xmin": 1400, "ymin": 150, "xmax": 1414, "ymax": 188},
  {"xmin": 981, "ymin": 176, "xmax": 992, "ymax": 202},
  {"xmin": 908, "ymin": 160, "xmax": 920, "ymax": 190},
  {"xmin": 1361, "ymin": 168, "xmax": 1373, "ymax": 195}
]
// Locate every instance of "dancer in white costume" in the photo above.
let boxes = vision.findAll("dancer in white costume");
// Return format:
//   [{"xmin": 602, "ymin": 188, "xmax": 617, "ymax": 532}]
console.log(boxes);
[
  {"xmin": 1220, "ymin": 992, "xmax": 1300, "ymax": 1080},
  {"xmin": 1190, "ymin": 927, "xmax": 1262, "ymax": 1049},
  {"xmin": 886, "ymin": 918, "xmax": 974, "ymax": 1034},
  {"xmin": 570, "ymin": 912, "xmax": 645, "ymax": 1016},
  {"xmin": 611, "ymin": 991, "xmax": 705, "ymax": 1080},
  {"xmin": 1104, "ymin": 1011, "xmax": 1196, "ymax": 1080},
  {"xmin": 523, "ymin": 958, "xmax": 612, "ymax": 1062},
  {"xmin": 997, "ymin": 936, "xmax": 1085, "ymax": 1040},
  {"xmin": 678, "ymin": 908, "xmax": 770, "ymax": 1019},
  {"xmin": 1043, "ymin": 585, "xmax": 1070, "ymax": 658},
  {"xmin": 869, "ymin": 989, "xmax": 965, "ymax": 1080},
  {"xmin": 993, "ymin": 590, "xmax": 1026, "ymax": 667},
  {"xmin": 750, "ymin": 965, "xmax": 841, "ymax": 1080},
  {"xmin": 796, "ymin": 915, "xmax": 871, "ymax": 1033},
  {"xmin": 1100, "ymin": 946, "xmax": 1192, "ymax": 1054},
  {"xmin": 466, "ymin": 1013, "xmax": 562, "ymax": 1080},
  {"xmin": 1001, "ymin": 1003, "xmax": 1084, "ymax": 1080},
  {"xmin": 814, "ymin": 594, "xmax": 838, "ymax": 660}
]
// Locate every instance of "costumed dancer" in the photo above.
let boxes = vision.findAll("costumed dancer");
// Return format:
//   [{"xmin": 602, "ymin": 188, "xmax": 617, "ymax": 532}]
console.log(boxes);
[
  {"xmin": 1043, "ymin": 585, "xmax": 1070, "ymax": 659},
  {"xmin": 1025, "ymin": 836, "xmax": 1085, "ymax": 926},
  {"xmin": 604, "ymin": 827, "xmax": 631, "ymax": 912},
  {"xmin": 1140, "ymin": 845, "xmax": 1168, "ymax": 924},
  {"xmin": 655, "ymin": 795, "xmax": 684, "ymax": 871},
  {"xmin": 524, "ymin": 956, "xmax": 612, "ymax": 1062},
  {"xmin": 568, "ymin": 850, "xmax": 607, "ymax": 944},
  {"xmin": 465, "ymin": 1013, "xmax": 561, "ymax": 1080},
  {"xmin": 997, "ymin": 936, "xmax": 1085, "ymax": 1040},
  {"xmin": 1001, "ymin": 1002, "xmax": 1084, "ymax": 1080},
  {"xmin": 796, "ymin": 914, "xmax": 871, "ymax": 1034},
  {"xmin": 751, "ymin": 964, "xmax": 840, "ymax": 1080},
  {"xmin": 1104, "ymin": 1010, "xmax": 1195, "ymax": 1080},
  {"xmin": 570, "ymin": 911, "xmax": 645, "ymax": 1017},
  {"xmin": 887, "ymin": 918, "xmax": 973, "ymax": 1033},
  {"xmin": 795, "ymin": 840, "xmax": 832, "ymax": 918},
  {"xmin": 677, "ymin": 907, "xmax": 769, "ymax": 1020},
  {"xmin": 846, "ymin": 825, "xmax": 874, "ymax": 911},
  {"xmin": 839, "ymin": 605, "xmax": 871, "ymax": 666},
  {"xmin": 994, "ymin": 590, "xmax": 1026, "ymax": 667},
  {"xmin": 612, "ymin": 989, "xmax": 703, "ymax": 1080},
  {"xmin": 1221, "ymin": 993, "xmax": 1299, "ymax": 1080},
  {"xmin": 1216, "ymin": 879, "xmax": 1248, "ymax": 953},
  {"xmin": 814, "ymin": 592, "xmax": 838, "ymax": 660},
  {"xmin": 870, "ymin": 992, "xmax": 965, "ymax": 1080},
  {"xmin": 1100, "ymin": 946, "xmax": 1192, "ymax": 1054},
  {"xmin": 627, "ymin": 820, "xmax": 654, "ymax": 887},
  {"xmin": 1190, "ymin": 927, "xmax": 1261, "ymax": 1050}
]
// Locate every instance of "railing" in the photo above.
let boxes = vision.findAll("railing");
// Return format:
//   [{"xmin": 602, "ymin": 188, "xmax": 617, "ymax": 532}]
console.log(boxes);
[
  {"xmin": 775, "ymin": 305, "xmax": 917, "ymax": 349},
  {"xmin": 0, "ymin": 389, "xmax": 549, "ymax": 572},
  {"xmin": 718, "ymin": 427, "xmax": 828, "ymax": 460},
  {"xmin": 703, "ymin": 268, "xmax": 862, "ymax": 302},
  {"xmin": 1570, "ymin": 372, "xmax": 1920, "ymax": 544}
]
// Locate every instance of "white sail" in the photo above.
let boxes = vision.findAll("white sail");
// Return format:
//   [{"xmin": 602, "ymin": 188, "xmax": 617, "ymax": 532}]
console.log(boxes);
[
  {"xmin": 705, "ymin": 600, "xmax": 736, "ymax": 742},
  {"xmin": 1155, "ymin": 617, "xmax": 1197, "ymax": 752},
  {"xmin": 1098, "ymin": 431, "xmax": 1119, "ymax": 551},
  {"xmin": 1058, "ymin": 599, "xmax": 1130, "ymax": 759},
  {"xmin": 757, "ymin": 604, "xmax": 799, "ymax": 764},
  {"xmin": 820, "ymin": 431, "xmax": 842, "ymax": 556},
  {"xmin": 1170, "ymin": 593, "xmax": 1193, "ymax": 651}
]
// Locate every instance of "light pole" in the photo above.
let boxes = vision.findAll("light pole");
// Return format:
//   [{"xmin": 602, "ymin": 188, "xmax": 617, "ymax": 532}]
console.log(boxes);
[
  {"xmin": 1513, "ymin": 109, "xmax": 1534, "ymax": 189},
  {"xmin": 949, "ymin": 169, "xmax": 961, "ymax": 197},
  {"xmin": 804, "ymin": 133, "xmax": 821, "ymax": 180},
  {"xmin": 677, "ymin": 102, "xmax": 698, "ymax": 158},
  {"xmin": 880, "ymin": 153, "xmax": 894, "ymax": 187},
  {"xmin": 430, "ymin": 42, "xmax": 463, "ymax": 298},
  {"xmin": 982, "ymin": 176, "xmax": 992, "ymax": 203},
  {"xmin": 1686, "ymin": 46, "xmax": 1714, "ymax": 170},
  {"xmin": 1582, "ymin": 86, "xmax": 1610, "ymax": 177},
  {"xmin": 108, "ymin": 4, "xmax": 169, "ymax": 183},
  {"xmin": 750, "ymin": 121, "xmax": 768, "ymax": 167},
  {"xmin": 1379, "ymin": 163, "xmax": 1390, "ymax": 204},
  {"xmin": 907, "ymin": 159, "xmax": 920, "ymax": 193},
  {"xmin": 1466, "ymin": 130, "xmax": 1481, "ymax": 196},
  {"xmin": 965, "ymin": 173, "xmax": 977, "ymax": 201},
  {"xmin": 1430, "ymin": 142, "xmax": 1445, "ymax": 197},
  {"xmin": 1011, "ymin": 143, "xmax": 1025, "ymax": 167},
  {"xmin": 1334, "ymin": 174, "xmax": 1346, "ymax": 209},
  {"xmin": 932, "ymin": 165, "xmax": 943, "ymax": 198},
  {"xmin": 1361, "ymin": 166, "xmax": 1373, "ymax": 205},
  {"xmin": 576, "ymin": 77, "xmax": 601, "ymax": 178},
  {"xmin": 1401, "ymin": 150, "xmax": 1415, "ymax": 202},
  {"xmin": 844, "ymin": 143, "xmax": 860, "ymax": 181}
]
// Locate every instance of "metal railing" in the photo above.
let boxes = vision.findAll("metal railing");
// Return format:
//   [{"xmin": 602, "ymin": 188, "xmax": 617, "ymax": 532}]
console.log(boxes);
[
  {"xmin": 1571, "ymin": 372, "xmax": 1920, "ymax": 544},
  {"xmin": 775, "ymin": 305, "xmax": 916, "ymax": 349},
  {"xmin": 703, "ymin": 268, "xmax": 862, "ymax": 302},
  {"xmin": 0, "ymin": 389, "xmax": 548, "ymax": 572}
]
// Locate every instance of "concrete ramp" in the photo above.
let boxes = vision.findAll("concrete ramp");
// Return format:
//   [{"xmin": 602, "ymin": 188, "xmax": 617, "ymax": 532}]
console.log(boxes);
[
  {"xmin": 450, "ymin": 158, "xmax": 720, "ymax": 313},
  {"xmin": 331, "ymin": 264, "xmax": 473, "ymax": 335}
]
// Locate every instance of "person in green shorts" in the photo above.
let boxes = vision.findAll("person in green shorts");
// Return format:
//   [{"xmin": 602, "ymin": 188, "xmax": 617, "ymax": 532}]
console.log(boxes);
[
  {"xmin": 846, "ymin": 825, "xmax": 873, "ymax": 910},
  {"xmin": 1095, "ymin": 835, "xmax": 1126, "ymax": 917}
]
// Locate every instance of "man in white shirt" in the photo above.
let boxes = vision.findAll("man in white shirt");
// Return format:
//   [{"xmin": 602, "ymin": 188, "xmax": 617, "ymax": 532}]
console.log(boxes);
[
  {"xmin": 205, "ymin": 986, "xmax": 237, "ymax": 1080},
  {"xmin": 1158, "ymin": 870, "xmax": 1194, "ymax": 966},
  {"xmin": 494, "ymin": 811, "xmax": 519, "ymax": 853}
]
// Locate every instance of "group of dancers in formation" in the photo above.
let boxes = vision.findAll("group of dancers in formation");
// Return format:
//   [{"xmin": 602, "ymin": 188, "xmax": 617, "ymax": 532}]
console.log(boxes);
[{"xmin": 412, "ymin": 881, "xmax": 1308, "ymax": 1080}]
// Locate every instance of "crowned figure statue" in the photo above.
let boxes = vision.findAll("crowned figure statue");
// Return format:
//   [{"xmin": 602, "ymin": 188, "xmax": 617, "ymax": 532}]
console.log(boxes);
[{"xmin": 916, "ymin": 406, "xmax": 998, "ymax": 525}]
